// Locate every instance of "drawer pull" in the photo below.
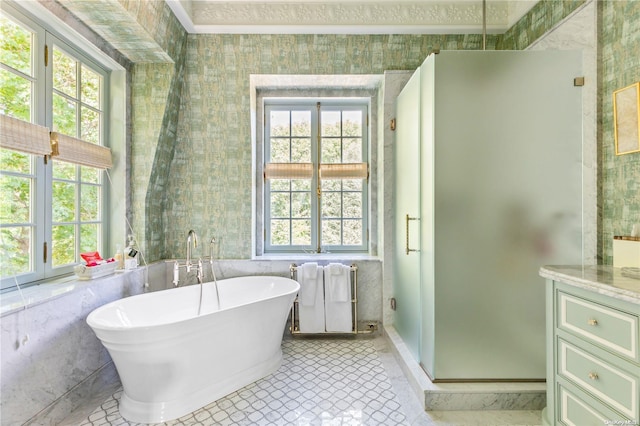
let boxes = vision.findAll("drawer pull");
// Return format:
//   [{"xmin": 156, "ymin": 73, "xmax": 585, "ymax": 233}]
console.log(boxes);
[
  {"xmin": 588, "ymin": 372, "xmax": 599, "ymax": 380},
  {"xmin": 587, "ymin": 318, "xmax": 598, "ymax": 326}
]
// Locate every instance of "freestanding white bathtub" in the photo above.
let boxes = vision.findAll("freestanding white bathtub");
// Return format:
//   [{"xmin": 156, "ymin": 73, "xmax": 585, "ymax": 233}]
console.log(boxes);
[{"xmin": 86, "ymin": 275, "xmax": 299, "ymax": 423}]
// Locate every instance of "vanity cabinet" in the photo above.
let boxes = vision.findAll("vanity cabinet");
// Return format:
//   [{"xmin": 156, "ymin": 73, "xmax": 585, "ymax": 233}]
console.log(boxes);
[{"xmin": 541, "ymin": 266, "xmax": 640, "ymax": 426}]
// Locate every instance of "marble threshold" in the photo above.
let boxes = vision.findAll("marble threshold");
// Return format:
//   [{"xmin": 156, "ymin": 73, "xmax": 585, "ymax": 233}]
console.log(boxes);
[{"xmin": 384, "ymin": 326, "xmax": 546, "ymax": 411}]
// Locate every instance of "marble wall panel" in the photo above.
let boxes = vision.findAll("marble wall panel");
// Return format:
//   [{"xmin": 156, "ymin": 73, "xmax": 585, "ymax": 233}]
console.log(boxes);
[{"xmin": 1, "ymin": 269, "xmax": 148, "ymax": 425}]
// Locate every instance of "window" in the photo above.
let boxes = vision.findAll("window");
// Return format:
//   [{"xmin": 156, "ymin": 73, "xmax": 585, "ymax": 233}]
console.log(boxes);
[
  {"xmin": 0, "ymin": 5, "xmax": 109, "ymax": 289},
  {"xmin": 263, "ymin": 100, "xmax": 369, "ymax": 253}
]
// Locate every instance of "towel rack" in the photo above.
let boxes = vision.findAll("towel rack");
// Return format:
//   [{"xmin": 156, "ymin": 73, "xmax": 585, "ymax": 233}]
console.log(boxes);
[{"xmin": 289, "ymin": 263, "xmax": 358, "ymax": 335}]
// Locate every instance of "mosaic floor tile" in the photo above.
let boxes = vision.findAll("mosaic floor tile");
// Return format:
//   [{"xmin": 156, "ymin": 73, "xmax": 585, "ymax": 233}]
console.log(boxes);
[{"xmin": 79, "ymin": 339, "xmax": 408, "ymax": 426}]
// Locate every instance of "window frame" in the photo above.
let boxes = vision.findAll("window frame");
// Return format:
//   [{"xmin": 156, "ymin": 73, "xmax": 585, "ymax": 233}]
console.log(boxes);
[
  {"xmin": 263, "ymin": 97, "xmax": 370, "ymax": 254},
  {"xmin": 0, "ymin": 2, "xmax": 112, "ymax": 290}
]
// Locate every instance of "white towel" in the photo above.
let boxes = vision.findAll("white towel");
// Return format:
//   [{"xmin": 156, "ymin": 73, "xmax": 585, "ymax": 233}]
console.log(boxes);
[
  {"xmin": 298, "ymin": 262, "xmax": 319, "ymax": 306},
  {"xmin": 324, "ymin": 264, "xmax": 352, "ymax": 332},
  {"xmin": 325, "ymin": 263, "xmax": 350, "ymax": 302},
  {"xmin": 298, "ymin": 265, "xmax": 325, "ymax": 333}
]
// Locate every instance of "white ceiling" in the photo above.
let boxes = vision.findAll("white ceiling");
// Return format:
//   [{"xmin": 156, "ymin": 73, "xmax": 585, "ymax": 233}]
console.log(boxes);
[{"xmin": 166, "ymin": 0, "xmax": 539, "ymax": 34}]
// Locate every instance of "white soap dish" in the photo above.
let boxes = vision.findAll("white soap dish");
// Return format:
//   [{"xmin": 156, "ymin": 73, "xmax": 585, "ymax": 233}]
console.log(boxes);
[{"xmin": 74, "ymin": 262, "xmax": 118, "ymax": 280}]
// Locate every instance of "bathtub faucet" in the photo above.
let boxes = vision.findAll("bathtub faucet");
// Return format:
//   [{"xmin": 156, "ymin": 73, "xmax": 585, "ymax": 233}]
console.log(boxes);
[{"xmin": 186, "ymin": 229, "xmax": 198, "ymax": 272}]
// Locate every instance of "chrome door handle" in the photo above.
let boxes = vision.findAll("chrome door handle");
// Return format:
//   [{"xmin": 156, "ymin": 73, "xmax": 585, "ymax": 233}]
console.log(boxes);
[{"xmin": 405, "ymin": 214, "xmax": 420, "ymax": 255}]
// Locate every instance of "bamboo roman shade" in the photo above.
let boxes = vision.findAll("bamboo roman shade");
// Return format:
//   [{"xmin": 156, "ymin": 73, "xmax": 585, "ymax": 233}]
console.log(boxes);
[
  {"xmin": 319, "ymin": 163, "xmax": 368, "ymax": 180},
  {"xmin": 264, "ymin": 163, "xmax": 368, "ymax": 180},
  {"xmin": 0, "ymin": 114, "xmax": 52, "ymax": 156},
  {"xmin": 50, "ymin": 132, "xmax": 113, "ymax": 169},
  {"xmin": 264, "ymin": 163, "xmax": 313, "ymax": 179},
  {"xmin": 1, "ymin": 114, "xmax": 112, "ymax": 169}
]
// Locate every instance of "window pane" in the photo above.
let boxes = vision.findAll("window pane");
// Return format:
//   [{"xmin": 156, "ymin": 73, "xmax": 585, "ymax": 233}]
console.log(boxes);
[
  {"xmin": 270, "ymin": 192, "xmax": 290, "ymax": 218},
  {"xmin": 321, "ymin": 138, "xmax": 341, "ymax": 163},
  {"xmin": 342, "ymin": 110, "xmax": 362, "ymax": 136},
  {"xmin": 270, "ymin": 111, "xmax": 290, "ymax": 136},
  {"xmin": 343, "ymin": 179, "xmax": 362, "ymax": 191},
  {"xmin": 81, "ymin": 166, "xmax": 99, "ymax": 184},
  {"xmin": 343, "ymin": 138, "xmax": 362, "ymax": 162},
  {"xmin": 0, "ymin": 69, "xmax": 31, "ymax": 121},
  {"xmin": 270, "ymin": 179, "xmax": 289, "ymax": 191},
  {"xmin": 322, "ymin": 192, "xmax": 341, "ymax": 218},
  {"xmin": 0, "ymin": 174, "xmax": 31, "ymax": 223},
  {"xmin": 343, "ymin": 220, "xmax": 362, "ymax": 245},
  {"xmin": 291, "ymin": 192, "xmax": 310, "ymax": 218},
  {"xmin": 80, "ymin": 223, "xmax": 98, "ymax": 253},
  {"xmin": 291, "ymin": 138, "xmax": 311, "ymax": 162},
  {"xmin": 80, "ymin": 184, "xmax": 98, "ymax": 221},
  {"xmin": 321, "ymin": 179, "xmax": 340, "ymax": 191},
  {"xmin": 343, "ymin": 192, "xmax": 362, "ymax": 218},
  {"xmin": 270, "ymin": 138, "xmax": 290, "ymax": 162},
  {"xmin": 321, "ymin": 111, "xmax": 341, "ymax": 136},
  {"xmin": 0, "ymin": 16, "xmax": 32, "ymax": 76},
  {"xmin": 53, "ymin": 162, "xmax": 76, "ymax": 180},
  {"xmin": 292, "ymin": 219, "xmax": 311, "ymax": 245},
  {"xmin": 0, "ymin": 226, "xmax": 32, "ymax": 275},
  {"xmin": 52, "ymin": 224, "xmax": 75, "ymax": 266},
  {"xmin": 53, "ymin": 93, "xmax": 77, "ymax": 136},
  {"xmin": 80, "ymin": 106, "xmax": 100, "ymax": 143},
  {"xmin": 322, "ymin": 219, "xmax": 340, "ymax": 245},
  {"xmin": 270, "ymin": 219, "xmax": 290, "ymax": 245},
  {"xmin": 291, "ymin": 111, "xmax": 310, "ymax": 136},
  {"xmin": 52, "ymin": 181, "xmax": 75, "ymax": 222},
  {"xmin": 53, "ymin": 48, "xmax": 76, "ymax": 98},
  {"xmin": 0, "ymin": 149, "xmax": 30, "ymax": 174},
  {"xmin": 291, "ymin": 180, "xmax": 311, "ymax": 191},
  {"xmin": 81, "ymin": 65, "xmax": 100, "ymax": 108}
]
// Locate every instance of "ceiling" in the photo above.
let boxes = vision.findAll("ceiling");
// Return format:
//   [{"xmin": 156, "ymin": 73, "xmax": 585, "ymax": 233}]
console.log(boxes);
[{"xmin": 166, "ymin": 0, "xmax": 539, "ymax": 34}]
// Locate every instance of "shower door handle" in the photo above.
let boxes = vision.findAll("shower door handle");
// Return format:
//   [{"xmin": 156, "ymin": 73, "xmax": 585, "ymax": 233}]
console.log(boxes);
[{"xmin": 405, "ymin": 214, "xmax": 420, "ymax": 255}]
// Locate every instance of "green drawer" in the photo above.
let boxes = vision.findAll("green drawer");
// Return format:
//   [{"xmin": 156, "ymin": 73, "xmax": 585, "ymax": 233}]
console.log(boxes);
[
  {"xmin": 558, "ymin": 384, "xmax": 613, "ymax": 425},
  {"xmin": 558, "ymin": 338, "xmax": 638, "ymax": 419},
  {"xmin": 557, "ymin": 380, "xmax": 632, "ymax": 426},
  {"xmin": 558, "ymin": 291, "xmax": 638, "ymax": 361}
]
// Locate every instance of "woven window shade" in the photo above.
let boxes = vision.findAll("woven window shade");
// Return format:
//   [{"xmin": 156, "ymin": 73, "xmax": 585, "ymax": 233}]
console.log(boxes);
[
  {"xmin": 319, "ymin": 163, "xmax": 368, "ymax": 180},
  {"xmin": 264, "ymin": 163, "xmax": 313, "ymax": 179},
  {"xmin": 0, "ymin": 114, "xmax": 52, "ymax": 156},
  {"xmin": 50, "ymin": 132, "xmax": 112, "ymax": 169}
]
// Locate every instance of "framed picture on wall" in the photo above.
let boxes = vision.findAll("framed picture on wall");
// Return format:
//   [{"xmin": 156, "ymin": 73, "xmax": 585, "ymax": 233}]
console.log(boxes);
[{"xmin": 613, "ymin": 82, "xmax": 640, "ymax": 155}]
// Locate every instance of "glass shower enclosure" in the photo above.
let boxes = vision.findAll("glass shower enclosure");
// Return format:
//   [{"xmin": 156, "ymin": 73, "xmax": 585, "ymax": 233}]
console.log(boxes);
[{"xmin": 394, "ymin": 50, "xmax": 584, "ymax": 380}]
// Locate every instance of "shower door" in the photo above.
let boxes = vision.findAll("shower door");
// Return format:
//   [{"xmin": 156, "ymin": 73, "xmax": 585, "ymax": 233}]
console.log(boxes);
[
  {"xmin": 393, "ymin": 68, "xmax": 422, "ymax": 360},
  {"xmin": 419, "ymin": 50, "xmax": 583, "ymax": 380}
]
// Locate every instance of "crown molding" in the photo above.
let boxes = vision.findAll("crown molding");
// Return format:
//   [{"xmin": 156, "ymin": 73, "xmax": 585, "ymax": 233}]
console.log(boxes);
[{"xmin": 167, "ymin": 0, "xmax": 538, "ymax": 35}]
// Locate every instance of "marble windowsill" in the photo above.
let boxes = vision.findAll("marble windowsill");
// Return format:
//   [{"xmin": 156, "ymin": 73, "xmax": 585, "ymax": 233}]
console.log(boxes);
[
  {"xmin": 253, "ymin": 253, "xmax": 381, "ymax": 262},
  {"xmin": 0, "ymin": 269, "xmax": 142, "ymax": 317},
  {"xmin": 539, "ymin": 265, "xmax": 640, "ymax": 304}
]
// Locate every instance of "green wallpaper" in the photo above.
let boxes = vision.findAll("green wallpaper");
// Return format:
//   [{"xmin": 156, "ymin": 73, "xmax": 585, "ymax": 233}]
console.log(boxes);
[
  {"xmin": 116, "ymin": 0, "xmax": 189, "ymax": 261},
  {"xmin": 49, "ymin": 0, "xmax": 633, "ymax": 264},
  {"xmin": 497, "ymin": 0, "xmax": 586, "ymax": 50},
  {"xmin": 599, "ymin": 0, "xmax": 640, "ymax": 264},
  {"xmin": 166, "ymin": 34, "xmax": 496, "ymax": 259}
]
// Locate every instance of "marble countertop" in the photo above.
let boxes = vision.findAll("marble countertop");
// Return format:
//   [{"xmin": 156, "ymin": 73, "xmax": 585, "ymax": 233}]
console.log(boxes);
[{"xmin": 539, "ymin": 265, "xmax": 640, "ymax": 305}]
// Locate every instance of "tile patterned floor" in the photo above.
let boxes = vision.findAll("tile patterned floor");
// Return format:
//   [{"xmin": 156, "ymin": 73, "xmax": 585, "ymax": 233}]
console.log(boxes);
[{"xmin": 79, "ymin": 339, "xmax": 408, "ymax": 425}]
